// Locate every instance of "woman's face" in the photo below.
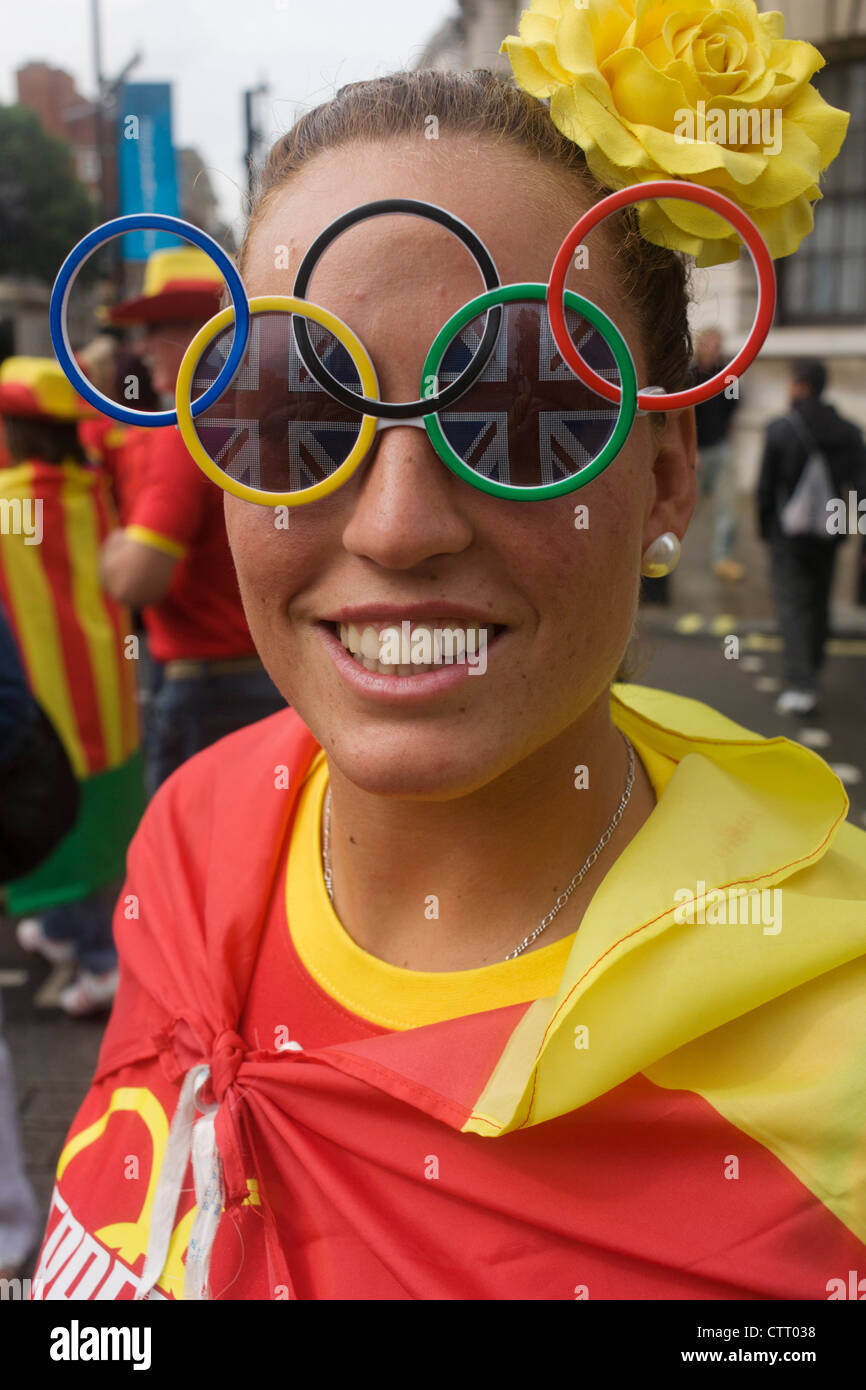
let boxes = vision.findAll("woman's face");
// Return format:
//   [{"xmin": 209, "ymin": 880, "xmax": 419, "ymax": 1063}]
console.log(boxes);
[{"xmin": 229, "ymin": 137, "xmax": 695, "ymax": 798}]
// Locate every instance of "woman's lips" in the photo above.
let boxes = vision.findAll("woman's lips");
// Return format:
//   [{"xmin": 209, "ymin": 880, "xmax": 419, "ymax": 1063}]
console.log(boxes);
[{"xmin": 316, "ymin": 619, "xmax": 506, "ymax": 700}]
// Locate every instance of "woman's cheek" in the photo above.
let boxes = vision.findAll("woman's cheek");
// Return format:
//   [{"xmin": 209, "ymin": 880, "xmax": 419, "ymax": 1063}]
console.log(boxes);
[{"xmin": 223, "ymin": 497, "xmax": 299, "ymax": 621}]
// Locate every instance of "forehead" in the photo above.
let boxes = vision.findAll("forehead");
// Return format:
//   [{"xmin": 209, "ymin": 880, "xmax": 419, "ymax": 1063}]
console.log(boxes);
[
  {"xmin": 244, "ymin": 135, "xmax": 594, "ymax": 293},
  {"xmin": 241, "ymin": 136, "xmax": 643, "ymax": 391}
]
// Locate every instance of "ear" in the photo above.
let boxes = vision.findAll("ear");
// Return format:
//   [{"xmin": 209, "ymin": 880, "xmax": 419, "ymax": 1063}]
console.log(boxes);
[{"xmin": 642, "ymin": 407, "xmax": 697, "ymax": 553}]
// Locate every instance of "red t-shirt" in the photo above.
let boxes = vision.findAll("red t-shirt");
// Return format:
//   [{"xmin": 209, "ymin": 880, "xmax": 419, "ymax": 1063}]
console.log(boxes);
[
  {"xmin": 78, "ymin": 419, "xmax": 149, "ymax": 527},
  {"xmin": 124, "ymin": 426, "xmax": 255, "ymax": 662}
]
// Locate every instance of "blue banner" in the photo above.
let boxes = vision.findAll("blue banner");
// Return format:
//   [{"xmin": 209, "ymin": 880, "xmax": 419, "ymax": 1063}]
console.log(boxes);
[{"xmin": 117, "ymin": 83, "xmax": 181, "ymax": 259}]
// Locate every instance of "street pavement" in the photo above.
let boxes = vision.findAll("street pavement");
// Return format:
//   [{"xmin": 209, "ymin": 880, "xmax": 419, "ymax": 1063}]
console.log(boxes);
[{"xmin": 2, "ymin": 487, "xmax": 864, "ymax": 1268}]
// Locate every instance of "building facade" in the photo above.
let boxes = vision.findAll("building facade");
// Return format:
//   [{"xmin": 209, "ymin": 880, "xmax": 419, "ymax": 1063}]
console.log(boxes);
[{"xmin": 8, "ymin": 63, "xmax": 231, "ymax": 356}]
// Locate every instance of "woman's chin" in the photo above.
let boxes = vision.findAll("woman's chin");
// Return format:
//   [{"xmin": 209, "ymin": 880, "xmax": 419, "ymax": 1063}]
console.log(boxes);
[{"xmin": 315, "ymin": 728, "xmax": 512, "ymax": 801}]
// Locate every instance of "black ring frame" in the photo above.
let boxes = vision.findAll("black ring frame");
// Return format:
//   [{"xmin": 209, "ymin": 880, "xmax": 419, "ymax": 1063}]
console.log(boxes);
[{"xmin": 290, "ymin": 198, "xmax": 504, "ymax": 420}]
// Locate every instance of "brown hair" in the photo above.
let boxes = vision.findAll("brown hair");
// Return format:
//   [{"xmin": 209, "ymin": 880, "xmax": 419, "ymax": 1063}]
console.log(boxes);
[
  {"xmin": 240, "ymin": 67, "xmax": 693, "ymax": 396},
  {"xmin": 2, "ymin": 417, "xmax": 86, "ymax": 465}
]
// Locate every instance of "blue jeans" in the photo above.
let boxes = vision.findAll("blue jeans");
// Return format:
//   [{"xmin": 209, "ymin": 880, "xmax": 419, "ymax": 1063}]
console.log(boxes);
[
  {"xmin": 0, "ymin": 992, "xmax": 39, "ymax": 1268},
  {"xmin": 42, "ymin": 882, "xmax": 120, "ymax": 974},
  {"xmin": 698, "ymin": 440, "xmax": 738, "ymax": 562},
  {"xmin": 145, "ymin": 666, "xmax": 286, "ymax": 796}
]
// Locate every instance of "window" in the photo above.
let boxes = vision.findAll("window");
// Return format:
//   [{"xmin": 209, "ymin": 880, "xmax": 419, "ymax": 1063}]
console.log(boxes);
[{"xmin": 777, "ymin": 57, "xmax": 866, "ymax": 325}]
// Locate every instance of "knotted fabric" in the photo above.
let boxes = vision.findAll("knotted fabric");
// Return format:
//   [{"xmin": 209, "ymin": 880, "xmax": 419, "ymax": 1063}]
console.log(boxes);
[{"xmin": 113, "ymin": 712, "xmax": 322, "ymax": 1299}]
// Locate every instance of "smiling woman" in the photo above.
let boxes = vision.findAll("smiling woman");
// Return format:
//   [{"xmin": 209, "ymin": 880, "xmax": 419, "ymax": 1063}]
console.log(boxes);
[{"xmin": 35, "ymin": 65, "xmax": 866, "ymax": 1303}]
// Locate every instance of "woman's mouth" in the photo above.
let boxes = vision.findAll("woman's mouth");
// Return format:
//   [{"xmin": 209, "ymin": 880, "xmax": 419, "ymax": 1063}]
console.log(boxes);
[
  {"xmin": 332, "ymin": 619, "xmax": 499, "ymax": 675},
  {"xmin": 316, "ymin": 616, "xmax": 507, "ymax": 699}
]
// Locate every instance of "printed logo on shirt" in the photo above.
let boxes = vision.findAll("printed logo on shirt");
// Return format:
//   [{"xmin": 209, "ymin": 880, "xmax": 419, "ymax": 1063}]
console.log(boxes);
[
  {"xmin": 33, "ymin": 1187, "xmax": 169, "ymax": 1300},
  {"xmin": 33, "ymin": 1085, "xmax": 262, "ymax": 1300}
]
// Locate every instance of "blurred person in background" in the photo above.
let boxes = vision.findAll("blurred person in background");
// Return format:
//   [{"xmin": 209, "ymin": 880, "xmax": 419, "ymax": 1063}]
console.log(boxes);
[
  {"xmin": 98, "ymin": 247, "xmax": 285, "ymax": 795},
  {"xmin": 689, "ymin": 327, "xmax": 743, "ymax": 581},
  {"xmin": 0, "ymin": 598, "xmax": 80, "ymax": 1280},
  {"xmin": 0, "ymin": 357, "xmax": 145, "ymax": 1015},
  {"xmin": 758, "ymin": 358, "xmax": 866, "ymax": 716},
  {"xmin": 77, "ymin": 333, "xmax": 159, "ymax": 526}
]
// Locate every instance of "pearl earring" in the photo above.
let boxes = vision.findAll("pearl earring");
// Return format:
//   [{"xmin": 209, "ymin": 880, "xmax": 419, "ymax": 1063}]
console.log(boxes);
[{"xmin": 641, "ymin": 531, "xmax": 681, "ymax": 578}]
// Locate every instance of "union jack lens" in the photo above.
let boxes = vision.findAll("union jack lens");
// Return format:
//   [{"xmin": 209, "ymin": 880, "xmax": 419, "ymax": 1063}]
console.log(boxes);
[
  {"xmin": 433, "ymin": 300, "xmax": 624, "ymax": 489},
  {"xmin": 190, "ymin": 312, "xmax": 367, "ymax": 494},
  {"xmin": 188, "ymin": 301, "xmax": 624, "ymax": 496}
]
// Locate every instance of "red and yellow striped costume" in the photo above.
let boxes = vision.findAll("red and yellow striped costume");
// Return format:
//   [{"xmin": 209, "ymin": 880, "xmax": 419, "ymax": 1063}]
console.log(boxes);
[{"xmin": 0, "ymin": 459, "xmax": 144, "ymax": 910}]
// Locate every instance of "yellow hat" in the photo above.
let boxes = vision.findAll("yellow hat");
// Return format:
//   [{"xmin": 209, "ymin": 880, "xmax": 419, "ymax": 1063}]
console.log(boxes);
[
  {"xmin": 0, "ymin": 356, "xmax": 94, "ymax": 421},
  {"xmin": 107, "ymin": 247, "xmax": 226, "ymax": 325}
]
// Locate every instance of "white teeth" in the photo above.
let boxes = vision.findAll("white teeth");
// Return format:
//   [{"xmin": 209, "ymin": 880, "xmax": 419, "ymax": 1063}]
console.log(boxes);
[
  {"xmin": 334, "ymin": 618, "xmax": 495, "ymax": 675},
  {"xmin": 349, "ymin": 648, "xmax": 439, "ymax": 677},
  {"xmin": 406, "ymin": 623, "xmax": 437, "ymax": 665}
]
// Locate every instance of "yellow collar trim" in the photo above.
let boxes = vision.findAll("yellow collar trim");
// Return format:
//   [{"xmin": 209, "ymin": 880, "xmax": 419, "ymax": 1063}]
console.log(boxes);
[{"xmin": 285, "ymin": 699, "xmax": 672, "ymax": 1032}]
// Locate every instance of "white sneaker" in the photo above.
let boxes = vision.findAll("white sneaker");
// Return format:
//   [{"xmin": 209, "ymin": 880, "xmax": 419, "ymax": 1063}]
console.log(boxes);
[
  {"xmin": 58, "ymin": 969, "xmax": 118, "ymax": 1017},
  {"xmin": 775, "ymin": 690, "xmax": 819, "ymax": 716},
  {"xmin": 16, "ymin": 917, "xmax": 76, "ymax": 965}
]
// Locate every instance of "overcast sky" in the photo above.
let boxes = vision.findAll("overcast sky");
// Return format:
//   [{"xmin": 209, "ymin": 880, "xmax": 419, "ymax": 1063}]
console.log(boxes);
[{"xmin": 0, "ymin": 0, "xmax": 459, "ymax": 235}]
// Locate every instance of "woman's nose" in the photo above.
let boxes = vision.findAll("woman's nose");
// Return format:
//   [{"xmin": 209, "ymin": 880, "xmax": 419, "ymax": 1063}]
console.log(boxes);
[{"xmin": 340, "ymin": 419, "xmax": 475, "ymax": 569}]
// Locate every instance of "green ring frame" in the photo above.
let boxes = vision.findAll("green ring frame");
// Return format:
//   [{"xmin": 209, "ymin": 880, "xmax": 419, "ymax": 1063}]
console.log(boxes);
[{"xmin": 422, "ymin": 282, "xmax": 638, "ymax": 500}]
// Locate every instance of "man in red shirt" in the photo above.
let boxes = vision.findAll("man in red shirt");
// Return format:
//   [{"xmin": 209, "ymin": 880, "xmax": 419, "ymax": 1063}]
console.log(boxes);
[{"xmin": 98, "ymin": 247, "xmax": 284, "ymax": 794}]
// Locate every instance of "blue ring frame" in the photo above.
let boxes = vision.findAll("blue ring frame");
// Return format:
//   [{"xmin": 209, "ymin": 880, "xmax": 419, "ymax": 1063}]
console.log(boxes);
[{"xmin": 49, "ymin": 213, "xmax": 250, "ymax": 428}]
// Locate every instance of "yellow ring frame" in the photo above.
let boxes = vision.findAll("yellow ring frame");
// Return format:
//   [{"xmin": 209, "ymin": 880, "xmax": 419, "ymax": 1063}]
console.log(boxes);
[{"xmin": 175, "ymin": 294, "xmax": 380, "ymax": 506}]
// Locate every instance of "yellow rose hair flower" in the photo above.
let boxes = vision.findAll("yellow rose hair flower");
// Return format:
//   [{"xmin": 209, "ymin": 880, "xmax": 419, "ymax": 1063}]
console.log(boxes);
[{"xmin": 500, "ymin": 0, "xmax": 850, "ymax": 266}]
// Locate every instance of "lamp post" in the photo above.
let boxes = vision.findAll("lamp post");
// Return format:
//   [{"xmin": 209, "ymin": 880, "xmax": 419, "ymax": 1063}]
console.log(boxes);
[{"xmin": 243, "ymin": 83, "xmax": 270, "ymax": 198}]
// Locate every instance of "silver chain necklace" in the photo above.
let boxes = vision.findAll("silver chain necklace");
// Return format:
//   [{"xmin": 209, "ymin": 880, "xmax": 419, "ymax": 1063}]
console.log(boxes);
[{"xmin": 321, "ymin": 734, "xmax": 635, "ymax": 962}]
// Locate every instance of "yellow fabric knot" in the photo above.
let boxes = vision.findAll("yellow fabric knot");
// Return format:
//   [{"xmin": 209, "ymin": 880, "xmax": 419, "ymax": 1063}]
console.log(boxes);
[{"xmin": 500, "ymin": 0, "xmax": 850, "ymax": 265}]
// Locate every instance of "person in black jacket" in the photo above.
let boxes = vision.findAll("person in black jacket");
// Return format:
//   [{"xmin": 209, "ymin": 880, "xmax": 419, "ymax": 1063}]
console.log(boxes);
[{"xmin": 757, "ymin": 359, "xmax": 866, "ymax": 716}]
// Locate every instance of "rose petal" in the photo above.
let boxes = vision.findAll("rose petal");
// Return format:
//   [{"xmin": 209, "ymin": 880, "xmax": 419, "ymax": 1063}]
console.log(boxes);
[
  {"xmin": 636, "ymin": 198, "xmax": 731, "ymax": 260},
  {"xmin": 638, "ymin": 124, "xmax": 765, "ymax": 180},
  {"xmin": 753, "ymin": 192, "xmax": 817, "ymax": 259},
  {"xmin": 551, "ymin": 83, "xmax": 653, "ymax": 169},
  {"xmin": 522, "ymin": 0, "xmax": 562, "ymax": 24},
  {"xmin": 759, "ymin": 10, "xmax": 786, "ymax": 42},
  {"xmin": 707, "ymin": 0, "xmax": 764, "ymax": 43},
  {"xmin": 769, "ymin": 36, "xmax": 825, "ymax": 86},
  {"xmin": 521, "ymin": 10, "xmax": 559, "ymax": 50},
  {"xmin": 730, "ymin": 123, "xmax": 822, "ymax": 207},
  {"xmin": 552, "ymin": 1, "xmax": 599, "ymax": 76},
  {"xmin": 499, "ymin": 37, "xmax": 561, "ymax": 99},
  {"xmin": 784, "ymin": 84, "xmax": 851, "ymax": 167},
  {"xmin": 591, "ymin": 1, "xmax": 635, "ymax": 63},
  {"xmin": 602, "ymin": 45, "xmax": 690, "ymax": 128}
]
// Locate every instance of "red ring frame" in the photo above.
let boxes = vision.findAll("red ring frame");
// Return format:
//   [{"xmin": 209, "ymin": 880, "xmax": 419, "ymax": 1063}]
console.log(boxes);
[{"xmin": 547, "ymin": 180, "xmax": 776, "ymax": 412}]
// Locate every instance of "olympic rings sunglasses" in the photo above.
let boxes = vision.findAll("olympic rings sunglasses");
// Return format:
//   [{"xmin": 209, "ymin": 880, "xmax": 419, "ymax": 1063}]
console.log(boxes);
[
  {"xmin": 50, "ymin": 185, "xmax": 775, "ymax": 504},
  {"xmin": 175, "ymin": 286, "xmax": 639, "ymax": 506}
]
